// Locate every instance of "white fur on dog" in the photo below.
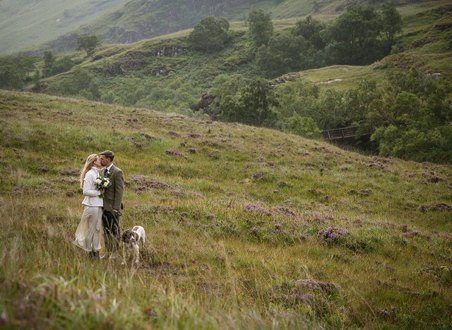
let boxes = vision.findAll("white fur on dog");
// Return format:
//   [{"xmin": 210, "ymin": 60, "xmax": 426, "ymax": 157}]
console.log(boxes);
[{"xmin": 121, "ymin": 225, "xmax": 145, "ymax": 265}]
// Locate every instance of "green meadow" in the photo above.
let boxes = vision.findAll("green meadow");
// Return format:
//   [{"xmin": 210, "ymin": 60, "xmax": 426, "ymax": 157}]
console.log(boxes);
[{"xmin": 0, "ymin": 89, "xmax": 450, "ymax": 328}]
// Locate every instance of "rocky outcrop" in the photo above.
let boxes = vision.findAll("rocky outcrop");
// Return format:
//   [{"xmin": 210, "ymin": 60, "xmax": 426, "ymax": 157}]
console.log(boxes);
[{"xmin": 156, "ymin": 45, "xmax": 187, "ymax": 57}]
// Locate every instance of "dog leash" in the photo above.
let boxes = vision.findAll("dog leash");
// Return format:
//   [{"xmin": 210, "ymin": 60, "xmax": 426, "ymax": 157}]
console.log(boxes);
[{"xmin": 114, "ymin": 211, "xmax": 125, "ymax": 233}]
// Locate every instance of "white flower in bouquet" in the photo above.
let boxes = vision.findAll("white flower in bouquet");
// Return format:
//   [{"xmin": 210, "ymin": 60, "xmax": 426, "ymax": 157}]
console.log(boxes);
[{"xmin": 95, "ymin": 176, "xmax": 112, "ymax": 196}]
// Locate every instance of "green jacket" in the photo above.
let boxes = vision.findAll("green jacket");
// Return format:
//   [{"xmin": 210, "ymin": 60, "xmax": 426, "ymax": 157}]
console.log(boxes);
[{"xmin": 103, "ymin": 165, "xmax": 124, "ymax": 212}]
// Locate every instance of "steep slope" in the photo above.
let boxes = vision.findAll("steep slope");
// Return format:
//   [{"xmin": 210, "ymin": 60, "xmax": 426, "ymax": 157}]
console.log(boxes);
[
  {"xmin": 23, "ymin": 0, "xmax": 341, "ymax": 55},
  {"xmin": 0, "ymin": 89, "xmax": 450, "ymax": 328},
  {"xmin": 0, "ymin": 0, "xmax": 129, "ymax": 55},
  {"xmin": 38, "ymin": 1, "xmax": 452, "ymax": 111}
]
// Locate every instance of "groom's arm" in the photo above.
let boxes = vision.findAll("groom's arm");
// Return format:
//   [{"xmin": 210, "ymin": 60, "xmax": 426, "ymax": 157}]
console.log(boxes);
[{"xmin": 113, "ymin": 169, "xmax": 124, "ymax": 212}]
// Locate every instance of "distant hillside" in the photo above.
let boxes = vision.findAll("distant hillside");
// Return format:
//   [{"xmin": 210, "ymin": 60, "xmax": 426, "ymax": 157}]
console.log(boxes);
[
  {"xmin": 0, "ymin": 0, "xmax": 129, "ymax": 55},
  {"xmin": 23, "ymin": 0, "xmax": 343, "ymax": 55},
  {"xmin": 38, "ymin": 0, "xmax": 452, "ymax": 107},
  {"xmin": 27, "ymin": 0, "xmax": 451, "ymax": 164}
]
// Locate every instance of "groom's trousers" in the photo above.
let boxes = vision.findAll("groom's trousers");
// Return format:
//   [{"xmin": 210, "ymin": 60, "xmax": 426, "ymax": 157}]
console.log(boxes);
[{"xmin": 102, "ymin": 210, "xmax": 121, "ymax": 253}]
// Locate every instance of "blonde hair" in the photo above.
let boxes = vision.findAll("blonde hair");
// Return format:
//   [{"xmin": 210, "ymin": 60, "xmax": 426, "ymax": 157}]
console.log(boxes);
[{"xmin": 80, "ymin": 154, "xmax": 98, "ymax": 189}]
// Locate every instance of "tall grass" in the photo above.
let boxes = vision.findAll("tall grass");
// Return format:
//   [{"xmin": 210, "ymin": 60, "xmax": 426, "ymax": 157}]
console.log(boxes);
[{"xmin": 0, "ymin": 90, "xmax": 451, "ymax": 328}]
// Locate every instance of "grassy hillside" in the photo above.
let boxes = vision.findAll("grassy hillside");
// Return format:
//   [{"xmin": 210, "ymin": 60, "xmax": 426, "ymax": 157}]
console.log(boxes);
[
  {"xmin": 0, "ymin": 0, "xmax": 129, "ymax": 55},
  {"xmin": 0, "ymin": 89, "xmax": 451, "ymax": 328}
]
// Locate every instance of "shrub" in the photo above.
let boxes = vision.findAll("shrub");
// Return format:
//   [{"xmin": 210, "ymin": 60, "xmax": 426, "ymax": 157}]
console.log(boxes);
[
  {"xmin": 287, "ymin": 114, "xmax": 321, "ymax": 138},
  {"xmin": 0, "ymin": 56, "xmax": 35, "ymax": 90}
]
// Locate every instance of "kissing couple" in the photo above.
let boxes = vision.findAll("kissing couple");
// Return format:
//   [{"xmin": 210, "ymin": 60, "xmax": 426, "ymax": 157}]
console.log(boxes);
[{"xmin": 73, "ymin": 150, "xmax": 124, "ymax": 259}]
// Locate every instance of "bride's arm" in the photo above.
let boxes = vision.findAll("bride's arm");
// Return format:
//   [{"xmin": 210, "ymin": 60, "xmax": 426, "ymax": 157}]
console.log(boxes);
[{"xmin": 83, "ymin": 171, "xmax": 101, "ymax": 197}]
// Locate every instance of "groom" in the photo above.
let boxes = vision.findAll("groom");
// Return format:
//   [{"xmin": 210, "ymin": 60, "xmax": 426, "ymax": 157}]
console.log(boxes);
[{"xmin": 100, "ymin": 150, "xmax": 124, "ymax": 259}]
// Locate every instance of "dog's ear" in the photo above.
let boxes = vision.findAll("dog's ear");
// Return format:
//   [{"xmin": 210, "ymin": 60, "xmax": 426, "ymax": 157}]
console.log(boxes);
[
  {"xmin": 122, "ymin": 230, "xmax": 130, "ymax": 242},
  {"xmin": 132, "ymin": 232, "xmax": 139, "ymax": 241}
]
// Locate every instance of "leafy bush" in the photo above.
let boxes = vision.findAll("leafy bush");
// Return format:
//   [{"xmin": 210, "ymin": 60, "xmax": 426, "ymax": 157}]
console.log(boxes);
[
  {"xmin": 43, "ymin": 51, "xmax": 76, "ymax": 77},
  {"xmin": 49, "ymin": 68, "xmax": 100, "ymax": 100},
  {"xmin": 287, "ymin": 114, "xmax": 321, "ymax": 138},
  {"xmin": 51, "ymin": 56, "xmax": 76, "ymax": 75},
  {"xmin": 0, "ymin": 56, "xmax": 35, "ymax": 90}
]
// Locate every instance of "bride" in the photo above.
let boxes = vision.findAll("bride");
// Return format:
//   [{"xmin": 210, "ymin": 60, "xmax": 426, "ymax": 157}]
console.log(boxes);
[{"xmin": 74, "ymin": 154, "xmax": 104, "ymax": 258}]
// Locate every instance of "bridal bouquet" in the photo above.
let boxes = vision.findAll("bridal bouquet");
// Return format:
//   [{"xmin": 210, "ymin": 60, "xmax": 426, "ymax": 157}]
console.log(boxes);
[{"xmin": 95, "ymin": 176, "xmax": 112, "ymax": 197}]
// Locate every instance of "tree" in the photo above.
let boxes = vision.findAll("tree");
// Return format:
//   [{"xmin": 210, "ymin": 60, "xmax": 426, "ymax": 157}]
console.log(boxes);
[
  {"xmin": 77, "ymin": 35, "xmax": 100, "ymax": 56},
  {"xmin": 381, "ymin": 0, "xmax": 403, "ymax": 50},
  {"xmin": 315, "ymin": 89, "xmax": 347, "ymax": 129},
  {"xmin": 326, "ymin": 5, "xmax": 383, "ymax": 64},
  {"xmin": 292, "ymin": 15, "xmax": 326, "ymax": 50},
  {"xmin": 32, "ymin": 69, "xmax": 41, "ymax": 91},
  {"xmin": 221, "ymin": 79, "xmax": 278, "ymax": 126},
  {"xmin": 247, "ymin": 9, "xmax": 273, "ymax": 47},
  {"xmin": 187, "ymin": 16, "xmax": 230, "ymax": 52},
  {"xmin": 256, "ymin": 31, "xmax": 312, "ymax": 77},
  {"xmin": 366, "ymin": 70, "xmax": 452, "ymax": 163},
  {"xmin": 43, "ymin": 51, "xmax": 55, "ymax": 77},
  {"xmin": 274, "ymin": 81, "xmax": 320, "ymax": 118}
]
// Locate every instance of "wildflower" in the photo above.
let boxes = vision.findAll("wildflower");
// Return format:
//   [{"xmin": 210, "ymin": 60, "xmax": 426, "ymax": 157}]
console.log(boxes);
[
  {"xmin": 244, "ymin": 204, "xmax": 270, "ymax": 214},
  {"xmin": 250, "ymin": 227, "xmax": 260, "ymax": 235},
  {"xmin": 318, "ymin": 227, "xmax": 348, "ymax": 240},
  {"xmin": 145, "ymin": 307, "xmax": 158, "ymax": 319},
  {"xmin": 376, "ymin": 308, "xmax": 391, "ymax": 319},
  {"xmin": 165, "ymin": 149, "xmax": 187, "ymax": 159}
]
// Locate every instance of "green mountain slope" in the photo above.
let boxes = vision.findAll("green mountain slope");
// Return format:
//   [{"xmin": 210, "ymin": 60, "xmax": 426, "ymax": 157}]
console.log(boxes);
[
  {"xmin": 0, "ymin": 89, "xmax": 450, "ymax": 328},
  {"xmin": 24, "ymin": 0, "xmax": 450, "ymax": 164},
  {"xmin": 25, "ymin": 0, "xmax": 342, "ymax": 55},
  {"xmin": 39, "ymin": 0, "xmax": 452, "ymax": 109},
  {"xmin": 0, "ymin": 0, "xmax": 129, "ymax": 55}
]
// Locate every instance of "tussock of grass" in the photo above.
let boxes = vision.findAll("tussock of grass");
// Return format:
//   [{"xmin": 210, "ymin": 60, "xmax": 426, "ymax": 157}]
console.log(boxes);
[{"xmin": 0, "ymin": 89, "xmax": 451, "ymax": 328}]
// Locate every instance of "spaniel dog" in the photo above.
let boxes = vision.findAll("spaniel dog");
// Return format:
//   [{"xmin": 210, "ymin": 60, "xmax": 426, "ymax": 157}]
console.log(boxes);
[{"xmin": 121, "ymin": 225, "xmax": 145, "ymax": 265}]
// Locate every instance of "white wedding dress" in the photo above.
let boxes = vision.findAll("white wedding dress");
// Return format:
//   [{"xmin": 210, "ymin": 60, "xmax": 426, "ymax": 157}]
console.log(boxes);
[{"xmin": 74, "ymin": 167, "xmax": 103, "ymax": 252}]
